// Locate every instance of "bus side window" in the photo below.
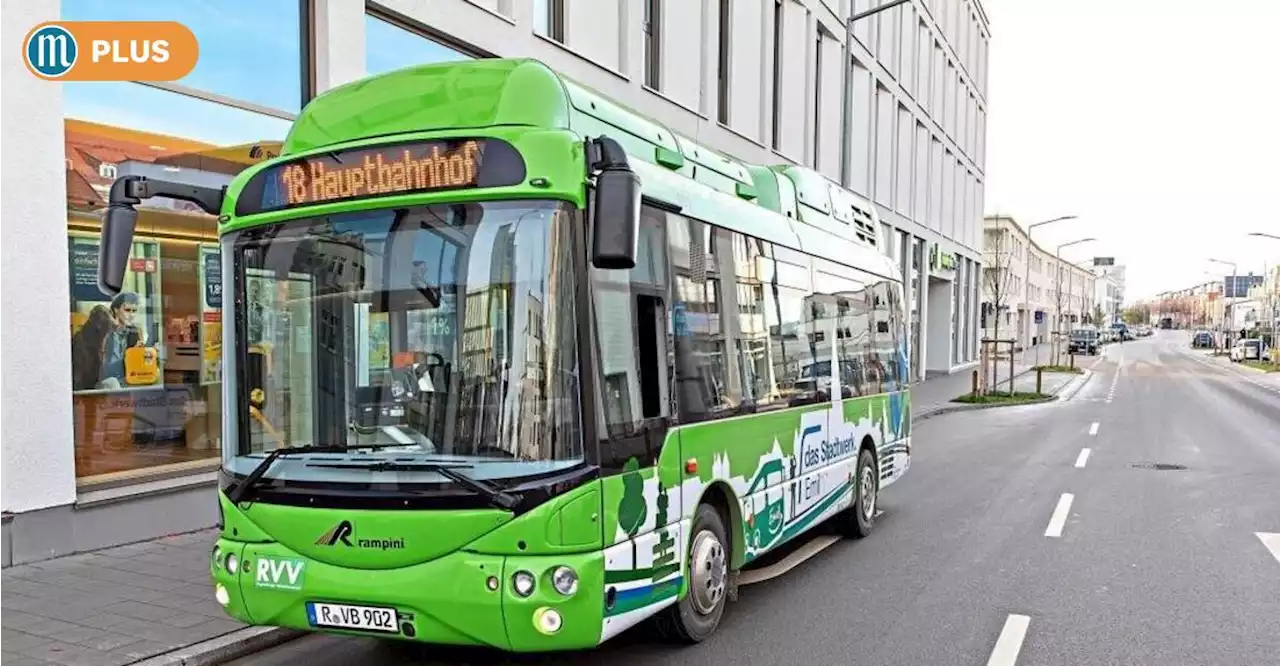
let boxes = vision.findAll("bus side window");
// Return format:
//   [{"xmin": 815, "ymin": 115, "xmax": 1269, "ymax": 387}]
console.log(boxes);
[
  {"xmin": 591, "ymin": 206, "xmax": 673, "ymax": 467},
  {"xmin": 669, "ymin": 217, "xmax": 737, "ymax": 423}
]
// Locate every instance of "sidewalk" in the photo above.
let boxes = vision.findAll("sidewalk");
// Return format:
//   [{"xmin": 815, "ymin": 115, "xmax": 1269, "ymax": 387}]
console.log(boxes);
[
  {"xmin": 1, "ymin": 529, "xmax": 267, "ymax": 666},
  {"xmin": 912, "ymin": 342, "xmax": 1055, "ymax": 418}
]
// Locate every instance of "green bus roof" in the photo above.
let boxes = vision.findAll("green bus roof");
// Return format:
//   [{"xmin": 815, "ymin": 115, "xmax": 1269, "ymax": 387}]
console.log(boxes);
[{"xmin": 262, "ymin": 58, "xmax": 898, "ymax": 281}]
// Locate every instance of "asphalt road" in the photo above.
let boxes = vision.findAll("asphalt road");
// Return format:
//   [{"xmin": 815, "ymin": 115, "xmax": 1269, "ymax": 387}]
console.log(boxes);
[{"xmin": 229, "ymin": 331, "xmax": 1280, "ymax": 666}]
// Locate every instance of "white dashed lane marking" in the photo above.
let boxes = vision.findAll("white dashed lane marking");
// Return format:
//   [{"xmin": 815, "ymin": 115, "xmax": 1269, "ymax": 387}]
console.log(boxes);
[
  {"xmin": 985, "ymin": 614, "xmax": 1032, "ymax": 666},
  {"xmin": 1088, "ymin": 422, "xmax": 1099, "ymax": 436},
  {"xmin": 1075, "ymin": 448, "xmax": 1091, "ymax": 468},
  {"xmin": 1044, "ymin": 493, "xmax": 1074, "ymax": 538},
  {"xmin": 1258, "ymin": 533, "xmax": 1280, "ymax": 565}
]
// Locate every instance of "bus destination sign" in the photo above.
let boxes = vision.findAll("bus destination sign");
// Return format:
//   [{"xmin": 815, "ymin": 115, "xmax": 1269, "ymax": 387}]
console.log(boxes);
[{"xmin": 236, "ymin": 137, "xmax": 527, "ymax": 216}]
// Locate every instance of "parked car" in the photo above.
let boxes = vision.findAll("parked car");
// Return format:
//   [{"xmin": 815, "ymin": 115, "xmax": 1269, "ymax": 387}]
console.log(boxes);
[
  {"xmin": 1192, "ymin": 330, "xmax": 1214, "ymax": 348},
  {"xmin": 1230, "ymin": 338, "xmax": 1264, "ymax": 362},
  {"xmin": 1068, "ymin": 326, "xmax": 1100, "ymax": 355}
]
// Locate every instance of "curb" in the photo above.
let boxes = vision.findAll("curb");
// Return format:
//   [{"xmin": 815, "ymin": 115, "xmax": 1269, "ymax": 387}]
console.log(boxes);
[
  {"xmin": 1056, "ymin": 368, "xmax": 1094, "ymax": 401},
  {"xmin": 130, "ymin": 627, "xmax": 303, "ymax": 666},
  {"xmin": 917, "ymin": 394, "xmax": 1059, "ymax": 421},
  {"xmin": 915, "ymin": 367, "xmax": 1090, "ymax": 422}
]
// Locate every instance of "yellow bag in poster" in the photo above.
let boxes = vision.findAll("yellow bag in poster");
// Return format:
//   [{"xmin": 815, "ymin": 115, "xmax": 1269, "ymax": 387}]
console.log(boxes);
[{"xmin": 124, "ymin": 346, "xmax": 160, "ymax": 385}]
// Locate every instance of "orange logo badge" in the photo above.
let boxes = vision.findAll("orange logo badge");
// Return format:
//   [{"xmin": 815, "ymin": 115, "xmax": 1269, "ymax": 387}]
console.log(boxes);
[{"xmin": 24, "ymin": 21, "xmax": 198, "ymax": 81}]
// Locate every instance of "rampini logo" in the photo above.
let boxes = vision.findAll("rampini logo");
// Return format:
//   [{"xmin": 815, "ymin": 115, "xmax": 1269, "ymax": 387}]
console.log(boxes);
[{"xmin": 315, "ymin": 520, "xmax": 405, "ymax": 551}]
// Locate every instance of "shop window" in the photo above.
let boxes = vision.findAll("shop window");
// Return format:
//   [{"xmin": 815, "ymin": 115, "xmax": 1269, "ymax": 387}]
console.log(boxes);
[
  {"xmin": 366, "ymin": 14, "xmax": 474, "ymax": 76},
  {"xmin": 63, "ymin": 0, "xmax": 305, "ymax": 113},
  {"xmin": 64, "ymin": 79, "xmax": 290, "ymax": 484}
]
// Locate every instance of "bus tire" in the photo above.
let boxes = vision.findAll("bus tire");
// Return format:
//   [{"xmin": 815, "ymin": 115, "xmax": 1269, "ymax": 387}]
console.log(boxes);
[
  {"xmin": 655, "ymin": 503, "xmax": 728, "ymax": 644},
  {"xmin": 836, "ymin": 447, "xmax": 877, "ymax": 539}
]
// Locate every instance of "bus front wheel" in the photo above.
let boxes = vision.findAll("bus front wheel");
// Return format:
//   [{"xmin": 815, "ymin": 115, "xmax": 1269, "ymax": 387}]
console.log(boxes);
[{"xmin": 655, "ymin": 503, "xmax": 728, "ymax": 643}]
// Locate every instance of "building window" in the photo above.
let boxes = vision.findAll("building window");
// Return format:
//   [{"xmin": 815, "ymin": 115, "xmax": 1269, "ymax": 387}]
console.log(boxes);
[
  {"xmin": 65, "ymin": 0, "xmax": 307, "ymax": 112},
  {"xmin": 644, "ymin": 0, "xmax": 662, "ymax": 89},
  {"xmin": 812, "ymin": 31, "xmax": 823, "ymax": 166},
  {"xmin": 771, "ymin": 0, "xmax": 784, "ymax": 149},
  {"xmin": 533, "ymin": 0, "xmax": 566, "ymax": 42},
  {"xmin": 366, "ymin": 13, "xmax": 474, "ymax": 75},
  {"xmin": 61, "ymin": 0, "xmax": 299, "ymax": 484},
  {"xmin": 717, "ymin": 0, "xmax": 731, "ymax": 124}
]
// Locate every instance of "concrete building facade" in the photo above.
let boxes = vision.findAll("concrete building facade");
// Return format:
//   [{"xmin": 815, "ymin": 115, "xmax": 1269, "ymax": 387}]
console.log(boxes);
[
  {"xmin": 1092, "ymin": 262, "xmax": 1126, "ymax": 326},
  {"xmin": 2, "ymin": 0, "xmax": 989, "ymax": 564},
  {"xmin": 982, "ymin": 215, "xmax": 1096, "ymax": 348}
]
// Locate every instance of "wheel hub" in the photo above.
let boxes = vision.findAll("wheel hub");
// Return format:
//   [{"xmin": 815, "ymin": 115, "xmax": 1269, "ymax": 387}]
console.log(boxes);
[
  {"xmin": 860, "ymin": 464, "xmax": 877, "ymax": 521},
  {"xmin": 689, "ymin": 530, "xmax": 727, "ymax": 616}
]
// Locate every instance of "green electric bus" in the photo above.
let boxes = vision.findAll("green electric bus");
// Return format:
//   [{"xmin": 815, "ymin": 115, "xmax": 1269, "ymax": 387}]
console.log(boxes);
[{"xmin": 95, "ymin": 58, "xmax": 911, "ymax": 652}]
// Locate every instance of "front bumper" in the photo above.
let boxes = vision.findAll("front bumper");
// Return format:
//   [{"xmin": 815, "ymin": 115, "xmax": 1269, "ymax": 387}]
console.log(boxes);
[{"xmin": 211, "ymin": 538, "xmax": 606, "ymax": 652}]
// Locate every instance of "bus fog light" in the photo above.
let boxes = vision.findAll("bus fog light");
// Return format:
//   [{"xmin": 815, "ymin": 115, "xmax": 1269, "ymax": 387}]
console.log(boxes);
[
  {"xmin": 215, "ymin": 584, "xmax": 230, "ymax": 606},
  {"xmin": 551, "ymin": 566, "xmax": 578, "ymax": 596},
  {"xmin": 533, "ymin": 607, "xmax": 562, "ymax": 634},
  {"xmin": 512, "ymin": 571, "xmax": 535, "ymax": 597},
  {"xmin": 225, "ymin": 553, "xmax": 239, "ymax": 574}
]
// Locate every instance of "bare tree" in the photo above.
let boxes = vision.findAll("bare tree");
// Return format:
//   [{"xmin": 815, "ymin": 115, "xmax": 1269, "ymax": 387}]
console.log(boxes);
[
  {"xmin": 983, "ymin": 227, "xmax": 1017, "ymax": 390},
  {"xmin": 1051, "ymin": 263, "xmax": 1068, "ymax": 362}
]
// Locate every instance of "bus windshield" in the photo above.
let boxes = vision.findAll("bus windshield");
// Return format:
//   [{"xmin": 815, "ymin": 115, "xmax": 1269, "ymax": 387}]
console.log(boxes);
[{"xmin": 225, "ymin": 199, "xmax": 583, "ymax": 485}]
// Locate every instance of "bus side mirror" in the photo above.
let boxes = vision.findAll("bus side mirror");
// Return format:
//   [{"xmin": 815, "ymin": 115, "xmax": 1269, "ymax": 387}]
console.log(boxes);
[
  {"xmin": 588, "ymin": 136, "xmax": 640, "ymax": 270},
  {"xmin": 97, "ymin": 174, "xmax": 227, "ymax": 296},
  {"xmin": 99, "ymin": 178, "xmax": 142, "ymax": 297}
]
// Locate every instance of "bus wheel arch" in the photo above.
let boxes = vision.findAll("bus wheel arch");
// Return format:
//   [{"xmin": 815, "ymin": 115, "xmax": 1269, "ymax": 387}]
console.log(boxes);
[{"xmin": 695, "ymin": 481, "xmax": 744, "ymax": 570}]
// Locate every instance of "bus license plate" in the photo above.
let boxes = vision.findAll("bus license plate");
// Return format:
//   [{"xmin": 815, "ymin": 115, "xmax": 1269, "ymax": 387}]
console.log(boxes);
[{"xmin": 306, "ymin": 602, "xmax": 398, "ymax": 633}]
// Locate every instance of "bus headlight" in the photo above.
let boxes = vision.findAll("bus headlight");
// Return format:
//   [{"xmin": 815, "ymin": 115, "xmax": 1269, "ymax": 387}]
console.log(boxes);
[
  {"xmin": 225, "ymin": 553, "xmax": 239, "ymax": 574},
  {"xmin": 212, "ymin": 545, "xmax": 222, "ymax": 570},
  {"xmin": 512, "ymin": 571, "xmax": 535, "ymax": 597},
  {"xmin": 551, "ymin": 566, "xmax": 578, "ymax": 596}
]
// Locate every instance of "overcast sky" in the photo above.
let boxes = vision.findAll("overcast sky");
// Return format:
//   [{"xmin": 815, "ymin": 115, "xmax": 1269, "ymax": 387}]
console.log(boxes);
[{"xmin": 983, "ymin": 0, "xmax": 1280, "ymax": 301}]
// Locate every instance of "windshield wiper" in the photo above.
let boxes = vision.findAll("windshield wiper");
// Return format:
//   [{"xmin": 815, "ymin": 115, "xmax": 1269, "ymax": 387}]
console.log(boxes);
[
  {"xmin": 306, "ymin": 461, "xmax": 519, "ymax": 510},
  {"xmin": 227, "ymin": 443, "xmax": 409, "ymax": 505}
]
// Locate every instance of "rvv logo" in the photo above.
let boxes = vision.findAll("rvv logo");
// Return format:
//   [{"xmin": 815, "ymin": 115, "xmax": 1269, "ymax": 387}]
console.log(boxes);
[{"xmin": 255, "ymin": 557, "xmax": 305, "ymax": 590}]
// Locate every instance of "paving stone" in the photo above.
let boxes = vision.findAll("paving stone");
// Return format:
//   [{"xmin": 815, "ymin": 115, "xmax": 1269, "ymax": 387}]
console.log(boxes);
[{"xmin": 2, "ymin": 529, "xmax": 238, "ymax": 663}]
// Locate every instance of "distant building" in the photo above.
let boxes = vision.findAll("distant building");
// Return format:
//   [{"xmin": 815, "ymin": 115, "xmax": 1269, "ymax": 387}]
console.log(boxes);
[
  {"xmin": 1091, "ymin": 260, "xmax": 1125, "ymax": 324},
  {"xmin": 982, "ymin": 215, "xmax": 1096, "ymax": 348}
]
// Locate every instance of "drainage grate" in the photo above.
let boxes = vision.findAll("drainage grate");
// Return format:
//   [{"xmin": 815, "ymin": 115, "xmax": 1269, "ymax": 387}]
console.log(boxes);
[{"xmin": 1129, "ymin": 462, "xmax": 1188, "ymax": 471}]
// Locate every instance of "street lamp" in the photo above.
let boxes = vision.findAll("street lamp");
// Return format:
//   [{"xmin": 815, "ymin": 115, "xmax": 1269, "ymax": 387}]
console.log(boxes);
[
  {"xmin": 1024, "ymin": 215, "xmax": 1077, "ymax": 366},
  {"xmin": 839, "ymin": 0, "xmax": 913, "ymax": 183},
  {"xmin": 1054, "ymin": 237, "xmax": 1096, "ymax": 360},
  {"xmin": 1208, "ymin": 257, "xmax": 1238, "ymax": 345}
]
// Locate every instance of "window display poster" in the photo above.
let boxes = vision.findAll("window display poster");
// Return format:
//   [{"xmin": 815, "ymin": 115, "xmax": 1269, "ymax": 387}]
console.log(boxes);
[
  {"xmin": 69, "ymin": 233, "xmax": 164, "ymax": 393},
  {"xmin": 369, "ymin": 312, "xmax": 390, "ymax": 369},
  {"xmin": 199, "ymin": 244, "xmax": 223, "ymax": 385}
]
